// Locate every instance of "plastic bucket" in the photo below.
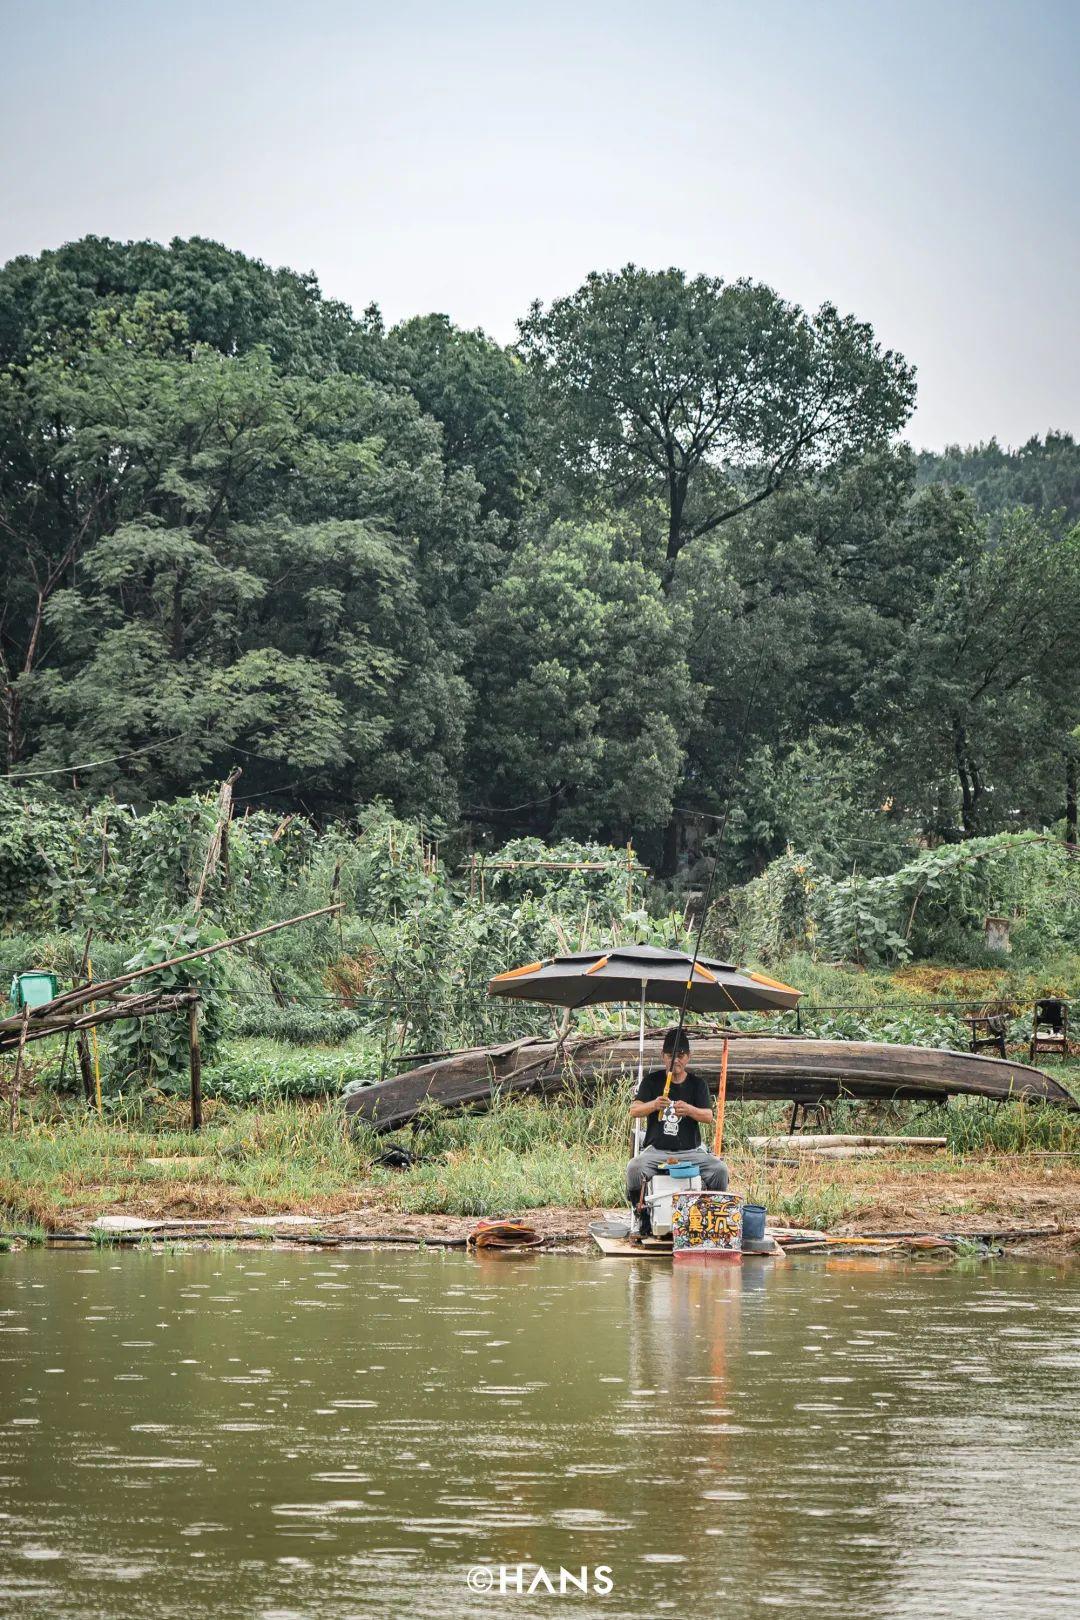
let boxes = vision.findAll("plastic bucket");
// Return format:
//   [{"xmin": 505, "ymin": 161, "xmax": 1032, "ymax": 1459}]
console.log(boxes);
[{"xmin": 741, "ymin": 1203, "xmax": 767, "ymax": 1243}]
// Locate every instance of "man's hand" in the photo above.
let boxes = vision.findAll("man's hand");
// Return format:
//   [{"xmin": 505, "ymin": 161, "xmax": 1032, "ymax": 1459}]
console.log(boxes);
[
  {"xmin": 628, "ymin": 1094, "xmax": 667, "ymax": 1119},
  {"xmin": 673, "ymin": 1098, "xmax": 713, "ymax": 1122}
]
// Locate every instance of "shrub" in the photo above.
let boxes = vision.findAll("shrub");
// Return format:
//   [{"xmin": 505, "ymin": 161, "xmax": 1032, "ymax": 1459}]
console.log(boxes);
[
  {"xmin": 232, "ymin": 1002, "xmax": 363, "ymax": 1046},
  {"xmin": 205, "ymin": 1041, "xmax": 378, "ymax": 1102}
]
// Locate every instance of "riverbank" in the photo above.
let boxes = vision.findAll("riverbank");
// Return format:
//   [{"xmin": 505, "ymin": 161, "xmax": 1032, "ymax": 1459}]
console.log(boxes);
[{"xmin": 4, "ymin": 1095, "xmax": 1080, "ymax": 1256}]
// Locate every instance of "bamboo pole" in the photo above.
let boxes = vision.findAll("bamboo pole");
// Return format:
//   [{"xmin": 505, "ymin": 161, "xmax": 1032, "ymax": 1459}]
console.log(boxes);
[
  {"xmin": 87, "ymin": 953, "xmax": 102, "ymax": 1116},
  {"xmin": 193, "ymin": 769, "xmax": 241, "ymax": 910},
  {"xmin": 57, "ymin": 927, "xmax": 93, "ymax": 1094},
  {"xmin": 0, "ymin": 903, "xmax": 344, "ymax": 1031},
  {"xmin": 0, "ymin": 992, "xmax": 202, "ymax": 1055},
  {"xmin": 8, "ymin": 1007, "xmax": 30, "ymax": 1130},
  {"xmin": 188, "ymin": 1000, "xmax": 202, "ymax": 1131},
  {"xmin": 712, "ymin": 1035, "xmax": 729, "ymax": 1155}
]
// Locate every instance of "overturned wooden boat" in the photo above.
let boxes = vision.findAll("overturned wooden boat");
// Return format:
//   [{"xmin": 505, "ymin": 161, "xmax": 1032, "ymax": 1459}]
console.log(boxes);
[{"xmin": 345, "ymin": 1032, "xmax": 1077, "ymax": 1133}]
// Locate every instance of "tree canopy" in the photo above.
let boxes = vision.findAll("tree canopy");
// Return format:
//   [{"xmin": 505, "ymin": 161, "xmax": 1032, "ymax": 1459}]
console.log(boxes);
[
  {"xmin": 518, "ymin": 266, "xmax": 916, "ymax": 565},
  {"xmin": 1, "ymin": 235, "xmax": 1077, "ymax": 880}
]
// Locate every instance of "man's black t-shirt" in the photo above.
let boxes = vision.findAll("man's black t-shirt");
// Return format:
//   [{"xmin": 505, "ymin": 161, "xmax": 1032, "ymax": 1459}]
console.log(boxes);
[{"xmin": 635, "ymin": 1067, "xmax": 711, "ymax": 1154}]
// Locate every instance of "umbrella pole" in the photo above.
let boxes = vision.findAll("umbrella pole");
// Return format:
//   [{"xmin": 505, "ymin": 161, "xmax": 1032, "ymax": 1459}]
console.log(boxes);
[
  {"xmin": 712, "ymin": 1035, "xmax": 729, "ymax": 1156},
  {"xmin": 632, "ymin": 983, "xmax": 646, "ymax": 1158}
]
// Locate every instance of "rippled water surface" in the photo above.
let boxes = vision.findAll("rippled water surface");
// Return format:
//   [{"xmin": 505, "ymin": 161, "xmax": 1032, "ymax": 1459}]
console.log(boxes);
[{"xmin": 2, "ymin": 1248, "xmax": 1079, "ymax": 1618}]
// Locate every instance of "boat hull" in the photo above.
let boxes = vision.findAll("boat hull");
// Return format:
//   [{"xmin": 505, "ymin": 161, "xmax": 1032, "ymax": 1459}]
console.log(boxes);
[{"xmin": 345, "ymin": 1033, "xmax": 1076, "ymax": 1134}]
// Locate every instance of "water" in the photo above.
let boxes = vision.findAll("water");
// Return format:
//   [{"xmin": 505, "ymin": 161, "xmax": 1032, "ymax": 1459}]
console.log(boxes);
[{"xmin": 2, "ymin": 1248, "xmax": 1079, "ymax": 1618}]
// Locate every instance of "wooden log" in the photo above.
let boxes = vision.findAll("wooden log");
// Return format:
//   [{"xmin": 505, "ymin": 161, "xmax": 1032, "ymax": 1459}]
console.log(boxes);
[
  {"xmin": 0, "ymin": 903, "xmax": 344, "ymax": 1036},
  {"xmin": 188, "ymin": 1000, "xmax": 203, "ymax": 1131},
  {"xmin": 345, "ymin": 1034, "xmax": 1077, "ymax": 1133},
  {"xmin": 748, "ymin": 1134, "xmax": 947, "ymax": 1150}
]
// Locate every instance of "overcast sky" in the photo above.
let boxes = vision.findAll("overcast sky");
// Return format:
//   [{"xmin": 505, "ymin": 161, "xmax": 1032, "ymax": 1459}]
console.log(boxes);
[{"xmin": 2, "ymin": 0, "xmax": 1076, "ymax": 449}]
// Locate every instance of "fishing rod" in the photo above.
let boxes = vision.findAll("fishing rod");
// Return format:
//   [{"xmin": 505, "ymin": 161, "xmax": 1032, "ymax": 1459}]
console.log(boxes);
[{"xmin": 660, "ymin": 639, "xmax": 770, "ymax": 1112}]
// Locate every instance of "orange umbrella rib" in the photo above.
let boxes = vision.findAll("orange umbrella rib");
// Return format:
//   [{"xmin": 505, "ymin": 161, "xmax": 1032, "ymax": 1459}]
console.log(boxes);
[
  {"xmin": 747, "ymin": 970, "xmax": 801, "ymax": 996},
  {"xmin": 584, "ymin": 955, "xmax": 611, "ymax": 975},
  {"xmin": 490, "ymin": 960, "xmax": 544, "ymax": 982},
  {"xmin": 692, "ymin": 962, "xmax": 718, "ymax": 982}
]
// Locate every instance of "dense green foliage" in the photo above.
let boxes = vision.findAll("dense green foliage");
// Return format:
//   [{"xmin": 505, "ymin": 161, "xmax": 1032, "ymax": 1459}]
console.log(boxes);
[
  {"xmin": 3, "ymin": 790, "xmax": 1077, "ymax": 1108},
  {"xmin": 917, "ymin": 432, "xmax": 1080, "ymax": 536},
  {"xmin": 3, "ymin": 234, "xmax": 1078, "ymax": 874},
  {"xmin": 733, "ymin": 832, "xmax": 1080, "ymax": 968}
]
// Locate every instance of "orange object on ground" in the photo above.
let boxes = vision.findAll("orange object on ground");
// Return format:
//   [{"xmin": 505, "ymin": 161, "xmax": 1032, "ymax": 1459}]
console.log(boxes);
[{"xmin": 467, "ymin": 1220, "xmax": 542, "ymax": 1249}]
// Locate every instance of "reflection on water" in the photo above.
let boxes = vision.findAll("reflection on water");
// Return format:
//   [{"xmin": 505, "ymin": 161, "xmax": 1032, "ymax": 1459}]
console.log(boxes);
[{"xmin": 1, "ymin": 1248, "xmax": 1079, "ymax": 1618}]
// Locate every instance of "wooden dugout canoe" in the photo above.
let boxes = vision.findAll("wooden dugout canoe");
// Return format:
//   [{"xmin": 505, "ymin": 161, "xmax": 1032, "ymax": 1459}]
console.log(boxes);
[{"xmin": 344, "ymin": 1032, "xmax": 1077, "ymax": 1133}]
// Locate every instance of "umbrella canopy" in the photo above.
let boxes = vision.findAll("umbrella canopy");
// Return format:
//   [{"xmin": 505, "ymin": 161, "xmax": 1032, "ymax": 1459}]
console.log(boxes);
[{"xmin": 488, "ymin": 944, "xmax": 801, "ymax": 1016}]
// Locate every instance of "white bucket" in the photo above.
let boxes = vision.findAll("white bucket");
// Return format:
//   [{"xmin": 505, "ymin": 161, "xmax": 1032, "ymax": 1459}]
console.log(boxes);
[{"xmin": 645, "ymin": 1170, "xmax": 704, "ymax": 1236}]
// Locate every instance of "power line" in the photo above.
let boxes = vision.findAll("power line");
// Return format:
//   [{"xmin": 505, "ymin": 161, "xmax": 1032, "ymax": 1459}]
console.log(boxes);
[{"xmin": 4, "ymin": 737, "xmax": 185, "ymax": 779}]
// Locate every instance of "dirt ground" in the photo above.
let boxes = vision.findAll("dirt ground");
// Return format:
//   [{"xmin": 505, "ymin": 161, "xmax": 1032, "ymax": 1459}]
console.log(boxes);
[{"xmin": 22, "ymin": 1156, "xmax": 1080, "ymax": 1257}]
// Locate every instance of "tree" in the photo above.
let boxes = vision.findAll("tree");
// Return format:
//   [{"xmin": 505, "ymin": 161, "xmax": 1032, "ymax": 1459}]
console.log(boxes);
[
  {"xmin": 656, "ymin": 454, "xmax": 969, "ymax": 875},
  {"xmin": 1, "ymin": 325, "xmax": 483, "ymax": 815},
  {"xmin": 518, "ymin": 266, "xmax": 916, "ymax": 568},
  {"xmin": 0, "ymin": 233, "xmax": 379, "ymax": 374},
  {"xmin": 916, "ymin": 431, "xmax": 1080, "ymax": 537},
  {"xmin": 386, "ymin": 314, "xmax": 533, "ymax": 521},
  {"xmin": 466, "ymin": 521, "xmax": 691, "ymax": 837},
  {"xmin": 881, "ymin": 513, "xmax": 1080, "ymax": 837}
]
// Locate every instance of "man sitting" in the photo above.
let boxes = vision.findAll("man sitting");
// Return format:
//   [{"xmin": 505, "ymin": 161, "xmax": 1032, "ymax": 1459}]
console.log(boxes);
[{"xmin": 626, "ymin": 1028, "xmax": 728, "ymax": 1219}]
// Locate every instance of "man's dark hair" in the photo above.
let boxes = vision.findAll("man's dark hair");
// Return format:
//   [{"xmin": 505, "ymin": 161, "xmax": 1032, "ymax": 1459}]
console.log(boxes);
[{"xmin": 662, "ymin": 1027, "xmax": 690, "ymax": 1057}]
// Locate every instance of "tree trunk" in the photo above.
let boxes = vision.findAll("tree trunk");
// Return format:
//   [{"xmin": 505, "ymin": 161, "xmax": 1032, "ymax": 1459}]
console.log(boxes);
[
  {"xmin": 659, "ymin": 810, "xmax": 681, "ymax": 878},
  {"xmin": 1067, "ymin": 749, "xmax": 1078, "ymax": 846},
  {"xmin": 171, "ymin": 573, "xmax": 185, "ymax": 660},
  {"xmin": 953, "ymin": 722, "xmax": 982, "ymax": 837},
  {"xmin": 665, "ymin": 471, "xmax": 689, "ymax": 565}
]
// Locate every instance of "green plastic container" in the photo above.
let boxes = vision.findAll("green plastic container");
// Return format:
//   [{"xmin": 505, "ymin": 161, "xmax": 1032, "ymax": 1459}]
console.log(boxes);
[{"xmin": 10, "ymin": 971, "xmax": 59, "ymax": 1010}]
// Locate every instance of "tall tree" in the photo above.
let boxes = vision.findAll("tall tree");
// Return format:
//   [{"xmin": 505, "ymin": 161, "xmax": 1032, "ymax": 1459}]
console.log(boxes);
[
  {"xmin": 1, "ymin": 322, "xmax": 485, "ymax": 814},
  {"xmin": 518, "ymin": 266, "xmax": 916, "ymax": 567},
  {"xmin": 466, "ymin": 520, "xmax": 691, "ymax": 837},
  {"xmin": 386, "ymin": 314, "xmax": 533, "ymax": 522},
  {"xmin": 881, "ymin": 513, "xmax": 1080, "ymax": 837}
]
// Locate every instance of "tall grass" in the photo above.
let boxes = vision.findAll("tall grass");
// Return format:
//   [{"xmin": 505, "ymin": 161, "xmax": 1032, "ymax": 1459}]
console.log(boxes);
[
  {"xmin": 945, "ymin": 1098, "xmax": 1080, "ymax": 1154},
  {"xmin": 4, "ymin": 1084, "xmax": 1080, "ymax": 1229}
]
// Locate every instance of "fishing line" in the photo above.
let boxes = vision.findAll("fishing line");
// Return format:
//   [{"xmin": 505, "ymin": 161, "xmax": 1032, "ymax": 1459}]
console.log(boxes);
[{"xmin": 663, "ymin": 635, "xmax": 771, "ymax": 1092}]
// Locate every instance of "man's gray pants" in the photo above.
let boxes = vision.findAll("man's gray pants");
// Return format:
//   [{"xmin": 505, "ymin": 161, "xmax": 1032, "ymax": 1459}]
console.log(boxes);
[{"xmin": 626, "ymin": 1145, "xmax": 728, "ymax": 1204}]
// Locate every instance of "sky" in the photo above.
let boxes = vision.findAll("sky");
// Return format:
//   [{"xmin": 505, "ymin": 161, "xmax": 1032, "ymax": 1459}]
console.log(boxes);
[{"xmin": 1, "ymin": 0, "xmax": 1077, "ymax": 450}]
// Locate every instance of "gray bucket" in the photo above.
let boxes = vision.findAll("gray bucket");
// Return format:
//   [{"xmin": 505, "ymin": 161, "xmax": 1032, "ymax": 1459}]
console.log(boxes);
[{"xmin": 741, "ymin": 1203, "xmax": 767, "ymax": 1242}]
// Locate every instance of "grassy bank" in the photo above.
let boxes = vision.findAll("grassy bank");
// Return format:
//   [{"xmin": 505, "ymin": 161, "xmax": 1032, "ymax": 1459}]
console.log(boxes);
[{"xmin": 5, "ymin": 1085, "xmax": 1080, "ymax": 1241}]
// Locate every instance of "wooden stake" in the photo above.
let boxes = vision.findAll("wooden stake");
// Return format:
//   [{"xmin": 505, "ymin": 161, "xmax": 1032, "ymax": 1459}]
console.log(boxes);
[
  {"xmin": 712, "ymin": 1035, "xmax": 729, "ymax": 1155},
  {"xmin": 57, "ymin": 927, "xmax": 94, "ymax": 1094},
  {"xmin": 8, "ymin": 1007, "xmax": 30, "ymax": 1130},
  {"xmin": 86, "ymin": 953, "xmax": 102, "ymax": 1116},
  {"xmin": 193, "ymin": 768, "xmax": 241, "ymax": 911},
  {"xmin": 90, "ymin": 1025, "xmax": 102, "ymax": 1117},
  {"xmin": 188, "ymin": 999, "xmax": 202, "ymax": 1131},
  {"xmin": 76, "ymin": 1032, "xmax": 95, "ymax": 1106}
]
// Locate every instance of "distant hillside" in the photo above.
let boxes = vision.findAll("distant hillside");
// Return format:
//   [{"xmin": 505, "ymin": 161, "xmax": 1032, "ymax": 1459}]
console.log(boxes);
[{"xmin": 916, "ymin": 431, "xmax": 1080, "ymax": 533}]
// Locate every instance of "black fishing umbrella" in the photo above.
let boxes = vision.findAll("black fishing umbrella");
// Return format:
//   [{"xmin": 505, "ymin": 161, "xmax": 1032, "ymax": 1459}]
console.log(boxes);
[
  {"xmin": 489, "ymin": 945, "xmax": 801, "ymax": 1141},
  {"xmin": 488, "ymin": 944, "xmax": 801, "ymax": 1017}
]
